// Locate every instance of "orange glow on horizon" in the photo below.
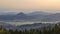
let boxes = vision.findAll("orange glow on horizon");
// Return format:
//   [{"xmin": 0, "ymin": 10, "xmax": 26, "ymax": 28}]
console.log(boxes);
[{"xmin": 0, "ymin": 0, "xmax": 60, "ymax": 10}]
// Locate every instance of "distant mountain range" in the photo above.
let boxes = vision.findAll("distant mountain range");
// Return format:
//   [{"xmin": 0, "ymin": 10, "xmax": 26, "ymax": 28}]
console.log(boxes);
[
  {"xmin": 41, "ymin": 13, "xmax": 60, "ymax": 22},
  {"xmin": 0, "ymin": 11, "xmax": 60, "ymax": 22},
  {"xmin": 27, "ymin": 11, "xmax": 52, "ymax": 15}
]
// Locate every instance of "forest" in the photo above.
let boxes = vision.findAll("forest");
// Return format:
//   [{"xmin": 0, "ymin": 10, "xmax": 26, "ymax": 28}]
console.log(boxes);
[{"xmin": 0, "ymin": 24, "xmax": 60, "ymax": 34}]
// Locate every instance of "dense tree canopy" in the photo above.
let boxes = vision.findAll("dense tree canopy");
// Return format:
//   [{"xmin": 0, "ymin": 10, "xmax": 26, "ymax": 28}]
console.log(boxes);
[{"xmin": 0, "ymin": 24, "xmax": 60, "ymax": 34}]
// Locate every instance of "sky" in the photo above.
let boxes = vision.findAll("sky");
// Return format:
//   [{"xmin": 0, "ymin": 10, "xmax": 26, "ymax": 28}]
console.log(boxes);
[{"xmin": 0, "ymin": 0, "xmax": 60, "ymax": 13}]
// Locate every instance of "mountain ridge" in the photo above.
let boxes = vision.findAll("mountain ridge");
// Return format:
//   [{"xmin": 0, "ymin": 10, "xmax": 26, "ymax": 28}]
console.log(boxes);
[{"xmin": 0, "ymin": 11, "xmax": 59, "ymax": 22}]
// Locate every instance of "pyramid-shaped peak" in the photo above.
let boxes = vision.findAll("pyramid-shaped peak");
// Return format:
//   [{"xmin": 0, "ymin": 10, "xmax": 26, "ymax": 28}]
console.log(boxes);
[{"xmin": 17, "ymin": 12, "xmax": 26, "ymax": 15}]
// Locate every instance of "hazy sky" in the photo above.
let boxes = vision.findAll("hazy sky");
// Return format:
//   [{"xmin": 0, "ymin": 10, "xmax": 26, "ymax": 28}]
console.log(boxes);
[{"xmin": 0, "ymin": 0, "xmax": 60, "ymax": 13}]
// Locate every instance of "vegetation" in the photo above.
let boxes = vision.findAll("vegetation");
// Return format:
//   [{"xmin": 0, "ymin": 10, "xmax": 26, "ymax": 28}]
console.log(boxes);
[{"xmin": 0, "ymin": 24, "xmax": 60, "ymax": 34}]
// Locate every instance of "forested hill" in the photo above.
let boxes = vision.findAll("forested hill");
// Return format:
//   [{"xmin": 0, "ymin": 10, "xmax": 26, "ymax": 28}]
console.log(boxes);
[{"xmin": 0, "ymin": 23, "xmax": 60, "ymax": 34}]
